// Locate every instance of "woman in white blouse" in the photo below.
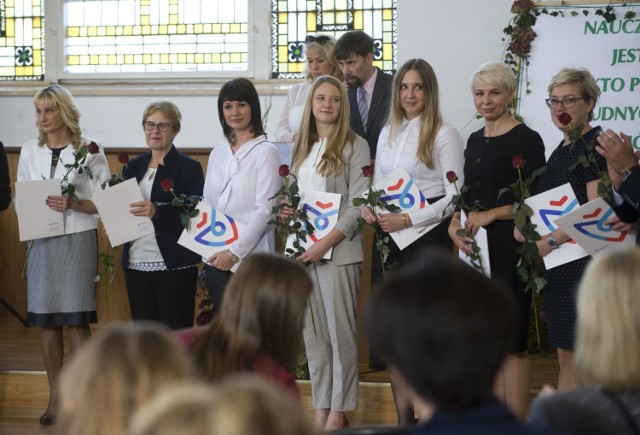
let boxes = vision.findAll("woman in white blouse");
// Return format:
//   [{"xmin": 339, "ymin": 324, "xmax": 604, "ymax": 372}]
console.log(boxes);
[
  {"xmin": 17, "ymin": 85, "xmax": 109, "ymax": 426},
  {"xmin": 203, "ymin": 78, "xmax": 281, "ymax": 312},
  {"xmin": 274, "ymin": 35, "xmax": 343, "ymax": 143},
  {"xmin": 282, "ymin": 75, "xmax": 369, "ymax": 431},
  {"xmin": 361, "ymin": 58, "xmax": 465, "ymax": 426}
]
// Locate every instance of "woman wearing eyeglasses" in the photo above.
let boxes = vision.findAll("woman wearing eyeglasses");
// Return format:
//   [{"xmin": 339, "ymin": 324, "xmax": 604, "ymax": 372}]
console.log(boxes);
[
  {"xmin": 275, "ymin": 34, "xmax": 343, "ymax": 143},
  {"xmin": 203, "ymin": 78, "xmax": 281, "ymax": 313},
  {"xmin": 515, "ymin": 68, "xmax": 606, "ymax": 391},
  {"xmin": 122, "ymin": 100, "xmax": 204, "ymax": 330}
]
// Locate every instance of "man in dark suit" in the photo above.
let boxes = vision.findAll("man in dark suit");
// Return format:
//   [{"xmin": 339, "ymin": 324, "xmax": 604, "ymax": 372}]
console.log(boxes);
[
  {"xmin": 334, "ymin": 31, "xmax": 392, "ymax": 160},
  {"xmin": 0, "ymin": 142, "xmax": 10, "ymax": 212},
  {"xmin": 368, "ymin": 250, "xmax": 557, "ymax": 434},
  {"xmin": 596, "ymin": 129, "xmax": 640, "ymax": 244}
]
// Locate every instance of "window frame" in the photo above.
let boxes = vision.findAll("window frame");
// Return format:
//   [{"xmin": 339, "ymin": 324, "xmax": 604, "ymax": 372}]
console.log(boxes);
[{"xmin": 41, "ymin": 0, "xmax": 275, "ymax": 84}]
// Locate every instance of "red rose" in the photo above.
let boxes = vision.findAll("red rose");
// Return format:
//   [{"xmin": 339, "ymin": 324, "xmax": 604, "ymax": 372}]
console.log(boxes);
[
  {"xmin": 118, "ymin": 152, "xmax": 129, "ymax": 165},
  {"xmin": 87, "ymin": 141, "xmax": 99, "ymax": 155},
  {"xmin": 159, "ymin": 178, "xmax": 174, "ymax": 191},
  {"xmin": 446, "ymin": 171, "xmax": 458, "ymax": 183},
  {"xmin": 361, "ymin": 165, "xmax": 374, "ymax": 177},
  {"xmin": 278, "ymin": 164, "xmax": 290, "ymax": 177},
  {"xmin": 557, "ymin": 112, "xmax": 572, "ymax": 126},
  {"xmin": 512, "ymin": 154, "xmax": 525, "ymax": 170}
]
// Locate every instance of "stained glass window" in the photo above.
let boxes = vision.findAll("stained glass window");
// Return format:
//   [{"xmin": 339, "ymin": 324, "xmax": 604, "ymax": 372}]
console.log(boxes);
[
  {"xmin": 65, "ymin": 0, "xmax": 248, "ymax": 74},
  {"xmin": 0, "ymin": 0, "xmax": 45, "ymax": 81},
  {"xmin": 272, "ymin": 0, "xmax": 397, "ymax": 79}
]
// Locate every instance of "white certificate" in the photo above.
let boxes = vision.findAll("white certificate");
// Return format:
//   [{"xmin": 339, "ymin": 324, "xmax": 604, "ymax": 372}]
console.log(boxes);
[
  {"xmin": 285, "ymin": 190, "xmax": 341, "ymax": 260},
  {"xmin": 91, "ymin": 178, "xmax": 155, "ymax": 247},
  {"xmin": 178, "ymin": 201, "xmax": 244, "ymax": 272},
  {"xmin": 368, "ymin": 167, "xmax": 438, "ymax": 250},
  {"xmin": 555, "ymin": 197, "xmax": 635, "ymax": 257},
  {"xmin": 15, "ymin": 179, "xmax": 64, "ymax": 241},
  {"xmin": 525, "ymin": 183, "xmax": 589, "ymax": 269},
  {"xmin": 458, "ymin": 211, "xmax": 491, "ymax": 278}
]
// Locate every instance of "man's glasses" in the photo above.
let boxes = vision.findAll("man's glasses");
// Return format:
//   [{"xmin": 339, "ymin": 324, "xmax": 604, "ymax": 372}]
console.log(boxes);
[
  {"xmin": 305, "ymin": 35, "xmax": 331, "ymax": 45},
  {"xmin": 545, "ymin": 97, "xmax": 584, "ymax": 109},
  {"xmin": 143, "ymin": 121, "xmax": 172, "ymax": 132}
]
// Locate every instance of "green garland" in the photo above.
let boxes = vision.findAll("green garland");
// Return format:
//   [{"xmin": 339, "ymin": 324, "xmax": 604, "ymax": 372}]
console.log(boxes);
[{"xmin": 502, "ymin": 0, "xmax": 636, "ymax": 119}]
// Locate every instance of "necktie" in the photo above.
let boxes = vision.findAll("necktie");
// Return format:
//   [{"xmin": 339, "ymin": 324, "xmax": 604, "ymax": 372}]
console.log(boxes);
[{"xmin": 358, "ymin": 86, "xmax": 368, "ymax": 134}]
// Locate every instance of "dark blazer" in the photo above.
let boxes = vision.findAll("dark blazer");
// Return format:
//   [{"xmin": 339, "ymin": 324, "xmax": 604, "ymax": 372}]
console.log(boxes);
[
  {"xmin": 122, "ymin": 145, "xmax": 204, "ymax": 269},
  {"xmin": 0, "ymin": 142, "xmax": 10, "ymax": 211},
  {"xmin": 411, "ymin": 399, "xmax": 560, "ymax": 435},
  {"xmin": 348, "ymin": 67, "xmax": 393, "ymax": 159},
  {"xmin": 612, "ymin": 165, "xmax": 639, "ymax": 244}
]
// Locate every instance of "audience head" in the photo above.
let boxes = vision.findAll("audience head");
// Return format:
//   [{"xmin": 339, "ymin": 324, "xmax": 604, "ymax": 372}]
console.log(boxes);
[
  {"xmin": 217, "ymin": 78, "xmax": 265, "ymax": 143},
  {"xmin": 33, "ymin": 84, "xmax": 82, "ymax": 148},
  {"xmin": 292, "ymin": 75, "xmax": 354, "ymax": 177},
  {"xmin": 368, "ymin": 249, "xmax": 517, "ymax": 410},
  {"xmin": 130, "ymin": 375, "xmax": 316, "ymax": 435},
  {"xmin": 303, "ymin": 34, "xmax": 342, "ymax": 81},
  {"xmin": 333, "ymin": 30, "xmax": 375, "ymax": 89},
  {"xmin": 142, "ymin": 100, "xmax": 182, "ymax": 152},
  {"xmin": 574, "ymin": 247, "xmax": 640, "ymax": 391},
  {"xmin": 56, "ymin": 322, "xmax": 199, "ymax": 435},
  {"xmin": 191, "ymin": 254, "xmax": 312, "ymax": 381},
  {"xmin": 470, "ymin": 62, "xmax": 516, "ymax": 124},
  {"xmin": 547, "ymin": 67, "xmax": 600, "ymax": 130}
]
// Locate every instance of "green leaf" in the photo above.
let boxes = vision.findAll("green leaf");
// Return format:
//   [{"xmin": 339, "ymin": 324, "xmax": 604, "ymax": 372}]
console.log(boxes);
[{"xmin": 353, "ymin": 197, "xmax": 366, "ymax": 206}]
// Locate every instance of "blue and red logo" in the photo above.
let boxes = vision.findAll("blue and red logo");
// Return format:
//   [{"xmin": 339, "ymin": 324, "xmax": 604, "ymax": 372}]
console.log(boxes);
[
  {"xmin": 573, "ymin": 207, "xmax": 628, "ymax": 242},
  {"xmin": 303, "ymin": 200, "xmax": 339, "ymax": 243},
  {"xmin": 194, "ymin": 209, "xmax": 239, "ymax": 247},
  {"xmin": 379, "ymin": 177, "xmax": 426, "ymax": 210}
]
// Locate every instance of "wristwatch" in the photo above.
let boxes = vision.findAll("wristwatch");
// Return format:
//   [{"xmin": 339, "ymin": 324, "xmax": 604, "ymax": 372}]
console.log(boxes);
[
  {"xmin": 547, "ymin": 236, "xmax": 560, "ymax": 250},
  {"xmin": 620, "ymin": 164, "xmax": 638, "ymax": 183},
  {"xmin": 227, "ymin": 250, "xmax": 239, "ymax": 263}
]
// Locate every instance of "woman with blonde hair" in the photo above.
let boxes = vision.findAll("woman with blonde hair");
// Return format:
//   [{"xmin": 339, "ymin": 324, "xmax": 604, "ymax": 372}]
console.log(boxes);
[
  {"xmin": 360, "ymin": 57, "xmax": 464, "ymax": 426},
  {"xmin": 55, "ymin": 323, "xmax": 199, "ymax": 435},
  {"xmin": 450, "ymin": 61, "xmax": 546, "ymax": 421},
  {"xmin": 275, "ymin": 34, "xmax": 343, "ymax": 142},
  {"xmin": 528, "ymin": 247, "xmax": 640, "ymax": 434},
  {"xmin": 129, "ymin": 375, "xmax": 316, "ymax": 435},
  {"xmin": 182, "ymin": 253, "xmax": 312, "ymax": 398},
  {"xmin": 280, "ymin": 74, "xmax": 370, "ymax": 430},
  {"xmin": 17, "ymin": 84, "xmax": 110, "ymax": 425}
]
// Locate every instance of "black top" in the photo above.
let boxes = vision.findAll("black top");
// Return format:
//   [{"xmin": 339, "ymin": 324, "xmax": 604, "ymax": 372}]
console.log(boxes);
[
  {"xmin": 0, "ymin": 142, "xmax": 10, "ymax": 211},
  {"xmin": 463, "ymin": 123, "xmax": 546, "ymax": 209},
  {"xmin": 121, "ymin": 145, "xmax": 205, "ymax": 269}
]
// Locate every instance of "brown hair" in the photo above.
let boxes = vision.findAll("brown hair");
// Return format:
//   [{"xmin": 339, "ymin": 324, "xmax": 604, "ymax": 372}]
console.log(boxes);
[{"xmin": 190, "ymin": 254, "xmax": 312, "ymax": 380}]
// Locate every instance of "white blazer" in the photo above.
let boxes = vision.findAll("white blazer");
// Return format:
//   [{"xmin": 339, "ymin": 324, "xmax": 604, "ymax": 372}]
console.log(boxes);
[{"xmin": 17, "ymin": 138, "xmax": 110, "ymax": 234}]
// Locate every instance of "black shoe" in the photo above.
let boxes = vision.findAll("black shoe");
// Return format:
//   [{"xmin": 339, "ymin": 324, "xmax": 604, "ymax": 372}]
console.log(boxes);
[{"xmin": 39, "ymin": 413, "xmax": 56, "ymax": 426}]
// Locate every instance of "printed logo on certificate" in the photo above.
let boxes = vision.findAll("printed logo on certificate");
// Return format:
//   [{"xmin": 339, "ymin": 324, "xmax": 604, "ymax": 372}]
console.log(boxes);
[
  {"xmin": 555, "ymin": 197, "xmax": 635, "ymax": 257},
  {"xmin": 178, "ymin": 201, "xmax": 244, "ymax": 271},
  {"xmin": 285, "ymin": 191, "xmax": 341, "ymax": 260},
  {"xmin": 369, "ymin": 167, "xmax": 438, "ymax": 250},
  {"xmin": 525, "ymin": 183, "xmax": 589, "ymax": 269}
]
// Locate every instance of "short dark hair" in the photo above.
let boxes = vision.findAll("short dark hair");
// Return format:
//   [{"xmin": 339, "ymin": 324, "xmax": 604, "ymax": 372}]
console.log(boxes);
[
  {"xmin": 333, "ymin": 30, "xmax": 374, "ymax": 60},
  {"xmin": 367, "ymin": 249, "xmax": 518, "ymax": 410},
  {"xmin": 217, "ymin": 78, "xmax": 265, "ymax": 143}
]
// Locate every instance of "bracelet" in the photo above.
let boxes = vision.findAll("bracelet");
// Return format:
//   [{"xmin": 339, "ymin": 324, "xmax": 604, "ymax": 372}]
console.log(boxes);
[
  {"xmin": 402, "ymin": 213, "xmax": 408, "ymax": 227},
  {"xmin": 451, "ymin": 218, "xmax": 460, "ymax": 224}
]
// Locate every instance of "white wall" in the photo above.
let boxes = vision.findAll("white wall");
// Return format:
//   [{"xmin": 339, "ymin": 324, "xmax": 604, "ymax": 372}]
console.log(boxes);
[
  {"xmin": 0, "ymin": 0, "xmax": 514, "ymax": 149},
  {"xmin": 398, "ymin": 0, "xmax": 514, "ymax": 139}
]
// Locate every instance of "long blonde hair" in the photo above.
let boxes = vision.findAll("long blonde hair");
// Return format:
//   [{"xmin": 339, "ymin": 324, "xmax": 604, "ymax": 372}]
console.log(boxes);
[
  {"xmin": 56, "ymin": 323, "xmax": 198, "ymax": 435},
  {"xmin": 33, "ymin": 85, "xmax": 83, "ymax": 149},
  {"xmin": 291, "ymin": 75, "xmax": 355, "ymax": 177},
  {"xmin": 387, "ymin": 59, "xmax": 442, "ymax": 169}
]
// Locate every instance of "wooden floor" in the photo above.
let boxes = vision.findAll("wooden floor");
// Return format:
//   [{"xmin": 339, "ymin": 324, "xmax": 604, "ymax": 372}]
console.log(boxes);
[{"xmin": 0, "ymin": 317, "xmax": 560, "ymax": 434}]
